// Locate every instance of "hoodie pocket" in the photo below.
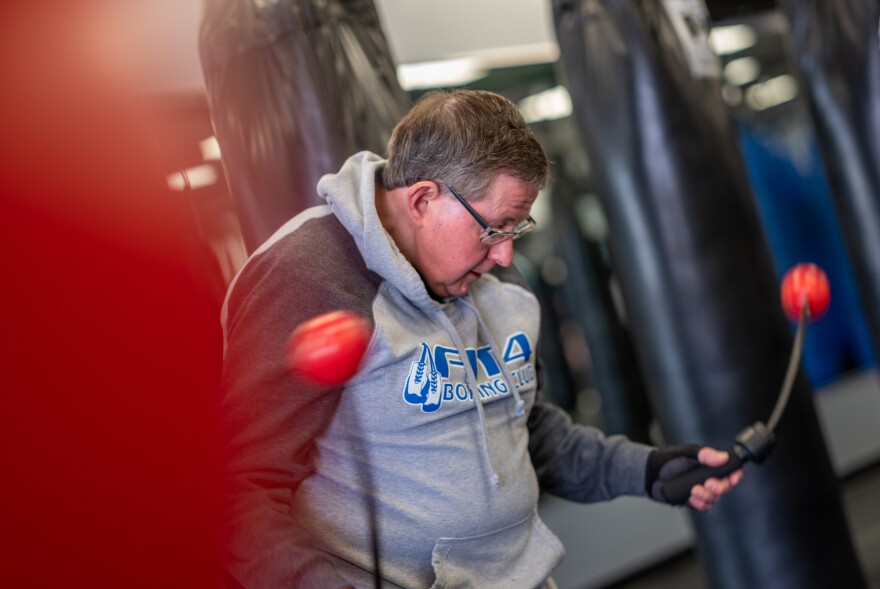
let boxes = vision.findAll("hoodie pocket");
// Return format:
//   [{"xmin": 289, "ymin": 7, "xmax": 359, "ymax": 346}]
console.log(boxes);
[{"xmin": 428, "ymin": 509, "xmax": 564, "ymax": 589}]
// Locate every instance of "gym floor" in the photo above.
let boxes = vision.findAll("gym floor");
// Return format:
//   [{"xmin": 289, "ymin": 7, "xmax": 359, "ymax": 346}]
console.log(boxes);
[{"xmin": 604, "ymin": 461, "xmax": 880, "ymax": 589}]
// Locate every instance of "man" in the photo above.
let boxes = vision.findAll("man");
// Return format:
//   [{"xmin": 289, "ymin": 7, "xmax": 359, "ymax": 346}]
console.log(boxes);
[{"xmin": 220, "ymin": 89, "xmax": 742, "ymax": 588}]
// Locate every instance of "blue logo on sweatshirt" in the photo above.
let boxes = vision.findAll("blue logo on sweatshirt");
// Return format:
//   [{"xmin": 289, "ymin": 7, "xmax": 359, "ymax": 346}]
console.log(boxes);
[{"xmin": 402, "ymin": 332, "xmax": 535, "ymax": 413}]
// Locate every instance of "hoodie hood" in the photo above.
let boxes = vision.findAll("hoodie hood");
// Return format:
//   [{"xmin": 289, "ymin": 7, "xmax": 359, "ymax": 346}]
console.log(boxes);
[{"xmin": 318, "ymin": 151, "xmax": 440, "ymax": 312}]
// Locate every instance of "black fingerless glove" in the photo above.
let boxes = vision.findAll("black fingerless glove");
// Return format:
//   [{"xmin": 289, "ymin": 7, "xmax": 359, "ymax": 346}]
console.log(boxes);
[{"xmin": 645, "ymin": 444, "xmax": 701, "ymax": 505}]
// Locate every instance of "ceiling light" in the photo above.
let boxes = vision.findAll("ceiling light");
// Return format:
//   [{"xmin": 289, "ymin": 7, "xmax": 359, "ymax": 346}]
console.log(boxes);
[
  {"xmin": 745, "ymin": 74, "xmax": 799, "ymax": 110},
  {"xmin": 723, "ymin": 56, "xmax": 761, "ymax": 86},
  {"xmin": 166, "ymin": 164, "xmax": 218, "ymax": 191},
  {"xmin": 518, "ymin": 85, "xmax": 572, "ymax": 123},
  {"xmin": 709, "ymin": 24, "xmax": 757, "ymax": 55},
  {"xmin": 397, "ymin": 58, "xmax": 487, "ymax": 91},
  {"xmin": 199, "ymin": 136, "xmax": 221, "ymax": 161}
]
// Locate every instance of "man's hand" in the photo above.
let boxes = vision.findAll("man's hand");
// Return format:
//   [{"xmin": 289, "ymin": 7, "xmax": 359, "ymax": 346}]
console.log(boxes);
[
  {"xmin": 687, "ymin": 447, "xmax": 744, "ymax": 511},
  {"xmin": 646, "ymin": 445, "xmax": 744, "ymax": 510}
]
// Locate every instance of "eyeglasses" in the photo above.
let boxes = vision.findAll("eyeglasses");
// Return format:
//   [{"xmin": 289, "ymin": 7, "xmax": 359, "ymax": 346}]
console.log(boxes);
[{"xmin": 446, "ymin": 186, "xmax": 536, "ymax": 245}]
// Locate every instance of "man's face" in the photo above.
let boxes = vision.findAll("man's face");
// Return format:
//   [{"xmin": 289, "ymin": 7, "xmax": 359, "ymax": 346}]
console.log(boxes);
[{"xmin": 415, "ymin": 173, "xmax": 538, "ymax": 299}]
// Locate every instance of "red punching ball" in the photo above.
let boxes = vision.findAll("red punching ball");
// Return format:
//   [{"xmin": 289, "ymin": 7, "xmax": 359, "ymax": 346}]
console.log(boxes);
[
  {"xmin": 780, "ymin": 263, "xmax": 831, "ymax": 322},
  {"xmin": 286, "ymin": 311, "xmax": 371, "ymax": 385}
]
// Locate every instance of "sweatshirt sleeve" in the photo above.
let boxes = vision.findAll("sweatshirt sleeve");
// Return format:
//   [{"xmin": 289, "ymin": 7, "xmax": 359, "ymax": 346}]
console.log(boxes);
[
  {"xmin": 220, "ymin": 241, "xmax": 359, "ymax": 589},
  {"xmin": 527, "ymin": 396, "xmax": 655, "ymax": 503}
]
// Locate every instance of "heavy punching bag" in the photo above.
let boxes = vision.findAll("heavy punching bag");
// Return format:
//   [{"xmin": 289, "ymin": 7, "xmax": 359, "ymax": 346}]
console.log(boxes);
[
  {"xmin": 547, "ymin": 182, "xmax": 653, "ymax": 443},
  {"xmin": 199, "ymin": 0, "xmax": 408, "ymax": 252},
  {"xmin": 552, "ymin": 1, "xmax": 866, "ymax": 587},
  {"xmin": 778, "ymin": 0, "xmax": 880, "ymax": 361}
]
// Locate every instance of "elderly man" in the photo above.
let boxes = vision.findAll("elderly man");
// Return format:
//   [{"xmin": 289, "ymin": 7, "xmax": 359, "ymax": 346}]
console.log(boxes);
[{"xmin": 220, "ymin": 89, "xmax": 741, "ymax": 589}]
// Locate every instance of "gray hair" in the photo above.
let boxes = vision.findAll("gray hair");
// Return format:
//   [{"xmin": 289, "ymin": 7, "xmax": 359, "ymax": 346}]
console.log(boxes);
[{"xmin": 382, "ymin": 89, "xmax": 549, "ymax": 200}]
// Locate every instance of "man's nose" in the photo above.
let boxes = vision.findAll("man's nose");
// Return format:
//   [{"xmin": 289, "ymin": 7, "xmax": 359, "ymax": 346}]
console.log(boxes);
[{"xmin": 487, "ymin": 238, "xmax": 514, "ymax": 267}]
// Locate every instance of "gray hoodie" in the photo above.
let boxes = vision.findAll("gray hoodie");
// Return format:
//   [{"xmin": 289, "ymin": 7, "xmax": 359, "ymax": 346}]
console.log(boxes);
[{"xmin": 221, "ymin": 152, "xmax": 654, "ymax": 588}]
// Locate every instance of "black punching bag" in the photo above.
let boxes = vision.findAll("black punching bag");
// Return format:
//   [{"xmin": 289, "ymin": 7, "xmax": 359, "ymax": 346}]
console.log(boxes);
[
  {"xmin": 779, "ymin": 0, "xmax": 880, "ymax": 360},
  {"xmin": 552, "ymin": 1, "xmax": 866, "ymax": 587},
  {"xmin": 547, "ymin": 183, "xmax": 652, "ymax": 443},
  {"xmin": 199, "ymin": 0, "xmax": 408, "ymax": 252}
]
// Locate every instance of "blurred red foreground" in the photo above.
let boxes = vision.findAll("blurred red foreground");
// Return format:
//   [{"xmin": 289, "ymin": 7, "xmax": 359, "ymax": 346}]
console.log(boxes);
[{"xmin": 1, "ymin": 4, "xmax": 223, "ymax": 587}]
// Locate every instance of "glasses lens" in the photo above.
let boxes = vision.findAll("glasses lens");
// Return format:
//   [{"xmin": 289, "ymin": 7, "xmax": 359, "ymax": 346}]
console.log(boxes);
[
  {"xmin": 481, "ymin": 231, "xmax": 509, "ymax": 245},
  {"xmin": 508, "ymin": 220, "xmax": 535, "ymax": 242},
  {"xmin": 480, "ymin": 218, "xmax": 535, "ymax": 245},
  {"xmin": 511, "ymin": 218, "xmax": 535, "ymax": 239}
]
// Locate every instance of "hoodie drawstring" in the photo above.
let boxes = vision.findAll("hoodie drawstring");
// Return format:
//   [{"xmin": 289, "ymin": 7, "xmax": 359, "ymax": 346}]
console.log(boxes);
[
  {"xmin": 435, "ymin": 299, "xmax": 524, "ymax": 489},
  {"xmin": 459, "ymin": 298, "xmax": 526, "ymax": 418}
]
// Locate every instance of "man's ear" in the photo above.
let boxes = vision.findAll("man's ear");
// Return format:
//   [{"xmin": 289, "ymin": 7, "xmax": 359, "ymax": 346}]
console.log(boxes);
[{"xmin": 405, "ymin": 180, "xmax": 443, "ymax": 227}]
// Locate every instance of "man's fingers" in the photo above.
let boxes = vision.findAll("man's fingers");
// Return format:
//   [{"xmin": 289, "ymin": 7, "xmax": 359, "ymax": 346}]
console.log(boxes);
[
  {"xmin": 684, "ymin": 448, "xmax": 746, "ymax": 511},
  {"xmin": 688, "ymin": 485, "xmax": 715, "ymax": 511},
  {"xmin": 730, "ymin": 469, "xmax": 745, "ymax": 486},
  {"xmin": 704, "ymin": 478, "xmax": 725, "ymax": 495},
  {"xmin": 697, "ymin": 447, "xmax": 730, "ymax": 467},
  {"xmin": 689, "ymin": 473, "xmax": 742, "ymax": 510}
]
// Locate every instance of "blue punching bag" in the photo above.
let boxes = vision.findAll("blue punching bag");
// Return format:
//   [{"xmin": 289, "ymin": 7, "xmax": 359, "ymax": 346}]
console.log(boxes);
[
  {"xmin": 779, "ymin": 0, "xmax": 880, "ymax": 361},
  {"xmin": 552, "ymin": 0, "xmax": 867, "ymax": 587}
]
